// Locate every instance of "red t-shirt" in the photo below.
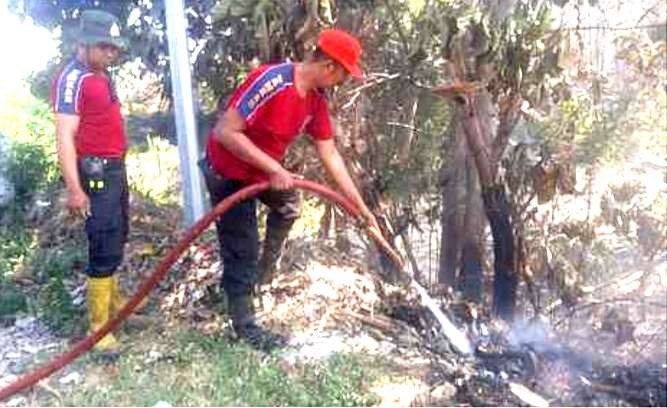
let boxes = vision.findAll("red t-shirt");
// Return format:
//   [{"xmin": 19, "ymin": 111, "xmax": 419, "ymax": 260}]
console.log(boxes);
[
  {"xmin": 207, "ymin": 62, "xmax": 333, "ymax": 182},
  {"xmin": 51, "ymin": 58, "xmax": 126, "ymax": 158}
]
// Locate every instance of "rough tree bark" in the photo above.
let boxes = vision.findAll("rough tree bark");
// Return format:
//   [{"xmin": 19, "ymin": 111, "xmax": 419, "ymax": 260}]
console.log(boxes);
[
  {"xmin": 438, "ymin": 124, "xmax": 466, "ymax": 286},
  {"xmin": 458, "ymin": 92, "xmax": 518, "ymax": 320},
  {"xmin": 460, "ymin": 155, "xmax": 485, "ymax": 303}
]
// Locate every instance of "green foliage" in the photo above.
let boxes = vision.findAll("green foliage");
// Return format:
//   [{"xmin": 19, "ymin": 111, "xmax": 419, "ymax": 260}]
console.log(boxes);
[
  {"xmin": 350, "ymin": 0, "xmax": 563, "ymax": 218},
  {"xmin": 6, "ymin": 141, "xmax": 56, "ymax": 206},
  {"xmin": 601, "ymin": 182, "xmax": 667, "ymax": 258},
  {"xmin": 30, "ymin": 243, "xmax": 86, "ymax": 334},
  {"xmin": 10, "ymin": 1, "xmax": 171, "ymax": 97},
  {"xmin": 523, "ymin": 89, "xmax": 638, "ymax": 168},
  {"xmin": 0, "ymin": 90, "xmax": 55, "ymax": 145},
  {"xmin": 0, "ymin": 224, "xmax": 35, "ymax": 280},
  {"xmin": 534, "ymin": 225, "xmax": 614, "ymax": 306},
  {"xmin": 11, "ymin": 0, "xmax": 313, "ymax": 109},
  {"xmin": 125, "ymin": 135, "xmax": 182, "ymax": 207},
  {"xmin": 0, "ymin": 90, "xmax": 65, "ymax": 330},
  {"xmin": 573, "ymin": 97, "xmax": 635, "ymax": 165},
  {"xmin": 55, "ymin": 330, "xmax": 379, "ymax": 406},
  {"xmin": 303, "ymin": 353, "xmax": 378, "ymax": 406},
  {"xmin": 35, "ymin": 243, "xmax": 87, "ymax": 281},
  {"xmin": 491, "ymin": 1, "xmax": 558, "ymax": 95},
  {"xmin": 0, "ymin": 282, "xmax": 28, "ymax": 320},
  {"xmin": 0, "ymin": 90, "xmax": 59, "ymax": 210},
  {"xmin": 33, "ymin": 244, "xmax": 86, "ymax": 334},
  {"xmin": 37, "ymin": 275, "xmax": 83, "ymax": 335}
]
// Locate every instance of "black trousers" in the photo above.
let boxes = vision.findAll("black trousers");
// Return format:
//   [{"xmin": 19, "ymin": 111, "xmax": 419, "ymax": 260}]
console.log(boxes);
[
  {"xmin": 79, "ymin": 158, "xmax": 129, "ymax": 278},
  {"xmin": 199, "ymin": 157, "xmax": 300, "ymax": 298}
]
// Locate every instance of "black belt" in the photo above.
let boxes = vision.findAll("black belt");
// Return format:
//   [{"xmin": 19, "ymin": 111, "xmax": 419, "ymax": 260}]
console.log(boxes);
[{"xmin": 80, "ymin": 156, "xmax": 124, "ymax": 171}]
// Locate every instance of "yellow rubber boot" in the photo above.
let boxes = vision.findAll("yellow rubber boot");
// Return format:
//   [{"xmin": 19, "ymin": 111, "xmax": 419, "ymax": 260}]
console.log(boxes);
[
  {"xmin": 87, "ymin": 276, "xmax": 119, "ymax": 352},
  {"xmin": 109, "ymin": 275, "xmax": 148, "ymax": 317}
]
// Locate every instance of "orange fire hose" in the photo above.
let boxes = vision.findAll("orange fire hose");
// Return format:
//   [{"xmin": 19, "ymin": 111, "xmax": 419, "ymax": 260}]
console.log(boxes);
[{"xmin": 0, "ymin": 179, "xmax": 403, "ymax": 401}]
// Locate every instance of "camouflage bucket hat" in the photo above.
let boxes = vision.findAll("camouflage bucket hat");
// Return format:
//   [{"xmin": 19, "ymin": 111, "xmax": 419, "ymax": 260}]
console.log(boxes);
[{"xmin": 78, "ymin": 10, "xmax": 126, "ymax": 49}]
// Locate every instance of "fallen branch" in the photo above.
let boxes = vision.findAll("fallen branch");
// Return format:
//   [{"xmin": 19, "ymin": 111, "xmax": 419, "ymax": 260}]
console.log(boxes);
[
  {"xmin": 342, "ymin": 310, "xmax": 399, "ymax": 333},
  {"xmin": 508, "ymin": 382, "xmax": 549, "ymax": 407}
]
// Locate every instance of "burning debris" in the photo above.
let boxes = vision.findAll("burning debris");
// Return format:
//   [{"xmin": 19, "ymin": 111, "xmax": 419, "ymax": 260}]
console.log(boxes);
[{"xmin": 159, "ymin": 229, "xmax": 667, "ymax": 406}]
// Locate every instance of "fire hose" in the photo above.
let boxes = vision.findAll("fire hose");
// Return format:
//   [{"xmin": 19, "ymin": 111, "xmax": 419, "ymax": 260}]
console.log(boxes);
[{"xmin": 0, "ymin": 179, "xmax": 407, "ymax": 401}]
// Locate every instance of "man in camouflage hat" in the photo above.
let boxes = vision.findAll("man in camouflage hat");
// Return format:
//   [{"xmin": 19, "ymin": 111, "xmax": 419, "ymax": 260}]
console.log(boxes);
[{"xmin": 51, "ymin": 10, "xmax": 133, "ymax": 355}]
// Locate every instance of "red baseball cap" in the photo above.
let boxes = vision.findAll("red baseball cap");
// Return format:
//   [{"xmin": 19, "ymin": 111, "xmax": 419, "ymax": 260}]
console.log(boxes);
[{"xmin": 317, "ymin": 29, "xmax": 363, "ymax": 79}]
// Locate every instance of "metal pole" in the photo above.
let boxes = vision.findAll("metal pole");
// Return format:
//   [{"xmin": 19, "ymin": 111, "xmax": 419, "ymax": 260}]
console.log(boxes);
[{"xmin": 165, "ymin": 0, "xmax": 205, "ymax": 225}]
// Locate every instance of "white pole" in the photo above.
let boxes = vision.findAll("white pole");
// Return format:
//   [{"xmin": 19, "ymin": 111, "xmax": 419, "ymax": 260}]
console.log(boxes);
[{"xmin": 165, "ymin": 0, "xmax": 205, "ymax": 226}]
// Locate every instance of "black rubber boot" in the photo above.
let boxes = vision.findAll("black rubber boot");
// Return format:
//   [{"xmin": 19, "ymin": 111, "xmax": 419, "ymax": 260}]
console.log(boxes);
[{"xmin": 228, "ymin": 295, "xmax": 285, "ymax": 351}]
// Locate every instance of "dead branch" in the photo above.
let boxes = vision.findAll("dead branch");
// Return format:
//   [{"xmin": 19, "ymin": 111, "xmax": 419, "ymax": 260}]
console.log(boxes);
[
  {"xmin": 548, "ymin": 22, "xmax": 666, "ymax": 32},
  {"xmin": 508, "ymin": 382, "xmax": 550, "ymax": 407},
  {"xmin": 342, "ymin": 310, "xmax": 400, "ymax": 334},
  {"xmin": 431, "ymin": 81, "xmax": 485, "ymax": 98}
]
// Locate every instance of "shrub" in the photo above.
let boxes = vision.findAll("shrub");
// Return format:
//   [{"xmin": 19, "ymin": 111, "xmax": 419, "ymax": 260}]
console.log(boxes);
[
  {"xmin": 6, "ymin": 140, "xmax": 55, "ymax": 207},
  {"xmin": 0, "ymin": 283, "xmax": 28, "ymax": 321},
  {"xmin": 0, "ymin": 90, "xmax": 58, "ymax": 211},
  {"xmin": 37, "ymin": 274, "xmax": 83, "ymax": 335}
]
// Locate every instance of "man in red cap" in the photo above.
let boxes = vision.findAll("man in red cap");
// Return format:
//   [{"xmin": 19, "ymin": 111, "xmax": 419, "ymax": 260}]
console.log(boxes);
[{"xmin": 201, "ymin": 29, "xmax": 379, "ymax": 348}]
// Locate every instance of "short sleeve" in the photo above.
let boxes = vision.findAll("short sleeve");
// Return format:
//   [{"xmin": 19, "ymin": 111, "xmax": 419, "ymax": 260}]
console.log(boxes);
[
  {"xmin": 228, "ymin": 64, "xmax": 292, "ymax": 124},
  {"xmin": 53, "ymin": 67, "xmax": 89, "ymax": 114},
  {"xmin": 226, "ymin": 68, "xmax": 264, "ymax": 116}
]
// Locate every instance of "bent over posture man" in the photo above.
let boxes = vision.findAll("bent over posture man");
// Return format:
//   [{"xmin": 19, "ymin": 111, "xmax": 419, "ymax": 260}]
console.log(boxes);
[
  {"xmin": 52, "ymin": 10, "xmax": 131, "ymax": 353},
  {"xmin": 201, "ymin": 29, "xmax": 380, "ymax": 347}
]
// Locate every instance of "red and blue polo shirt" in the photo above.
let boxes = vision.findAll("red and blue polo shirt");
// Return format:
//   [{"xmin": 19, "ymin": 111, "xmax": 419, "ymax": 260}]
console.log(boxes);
[
  {"xmin": 207, "ymin": 62, "xmax": 333, "ymax": 182},
  {"xmin": 51, "ymin": 58, "xmax": 126, "ymax": 158}
]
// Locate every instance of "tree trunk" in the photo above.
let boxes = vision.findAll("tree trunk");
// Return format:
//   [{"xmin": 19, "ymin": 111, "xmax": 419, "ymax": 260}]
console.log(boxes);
[
  {"xmin": 458, "ymin": 92, "xmax": 518, "ymax": 320},
  {"xmin": 439, "ymin": 97, "xmax": 490, "ymax": 305},
  {"xmin": 482, "ymin": 185, "xmax": 517, "ymax": 319},
  {"xmin": 438, "ymin": 124, "xmax": 466, "ymax": 286},
  {"xmin": 460, "ymin": 155, "xmax": 485, "ymax": 303}
]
